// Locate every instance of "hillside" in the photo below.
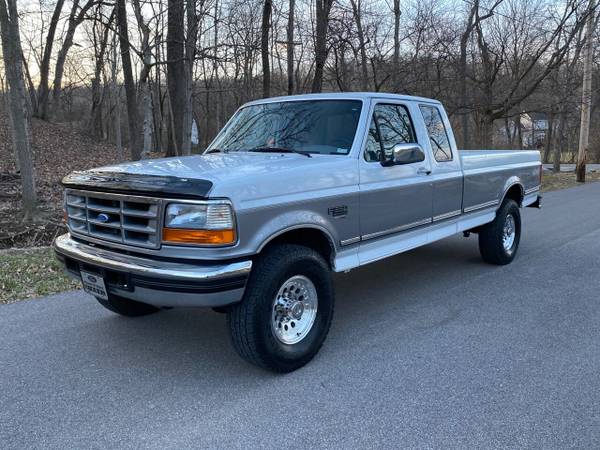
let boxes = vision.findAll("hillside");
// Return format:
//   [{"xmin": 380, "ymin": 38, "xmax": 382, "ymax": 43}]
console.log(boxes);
[{"xmin": 0, "ymin": 113, "xmax": 123, "ymax": 248}]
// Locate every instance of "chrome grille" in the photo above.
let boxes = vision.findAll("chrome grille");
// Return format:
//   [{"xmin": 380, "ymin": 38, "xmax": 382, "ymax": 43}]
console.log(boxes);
[{"xmin": 65, "ymin": 189, "xmax": 161, "ymax": 249}]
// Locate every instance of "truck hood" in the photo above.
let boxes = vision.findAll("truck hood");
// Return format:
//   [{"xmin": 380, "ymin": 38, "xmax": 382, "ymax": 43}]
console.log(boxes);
[{"xmin": 63, "ymin": 153, "xmax": 349, "ymax": 199}]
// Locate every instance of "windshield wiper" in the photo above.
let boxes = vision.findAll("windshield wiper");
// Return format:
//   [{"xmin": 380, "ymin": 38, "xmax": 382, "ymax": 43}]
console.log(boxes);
[
  {"xmin": 205, "ymin": 148, "xmax": 228, "ymax": 154},
  {"xmin": 248, "ymin": 147, "xmax": 312, "ymax": 158}
]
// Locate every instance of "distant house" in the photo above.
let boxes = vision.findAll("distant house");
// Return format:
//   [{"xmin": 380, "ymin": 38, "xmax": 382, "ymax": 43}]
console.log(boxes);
[{"xmin": 520, "ymin": 112, "xmax": 548, "ymax": 148}]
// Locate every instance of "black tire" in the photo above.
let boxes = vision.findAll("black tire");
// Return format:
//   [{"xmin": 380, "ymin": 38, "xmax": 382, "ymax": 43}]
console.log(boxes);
[
  {"xmin": 95, "ymin": 294, "xmax": 160, "ymax": 317},
  {"xmin": 478, "ymin": 199, "xmax": 521, "ymax": 265},
  {"xmin": 227, "ymin": 244, "xmax": 334, "ymax": 373}
]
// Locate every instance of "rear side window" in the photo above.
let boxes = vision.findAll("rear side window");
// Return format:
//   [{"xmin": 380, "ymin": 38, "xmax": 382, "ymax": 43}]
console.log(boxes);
[
  {"xmin": 419, "ymin": 105, "xmax": 452, "ymax": 162},
  {"xmin": 364, "ymin": 104, "xmax": 416, "ymax": 162}
]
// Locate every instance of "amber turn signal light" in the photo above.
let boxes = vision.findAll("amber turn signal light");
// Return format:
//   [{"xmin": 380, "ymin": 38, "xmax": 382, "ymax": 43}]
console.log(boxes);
[{"xmin": 162, "ymin": 228, "xmax": 236, "ymax": 245}]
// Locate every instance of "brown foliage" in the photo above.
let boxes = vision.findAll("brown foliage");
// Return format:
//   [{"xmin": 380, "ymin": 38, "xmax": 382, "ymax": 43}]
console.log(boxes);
[{"xmin": 0, "ymin": 112, "xmax": 123, "ymax": 248}]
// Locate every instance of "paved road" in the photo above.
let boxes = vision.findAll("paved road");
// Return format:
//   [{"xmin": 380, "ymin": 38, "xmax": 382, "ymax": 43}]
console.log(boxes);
[
  {"xmin": 543, "ymin": 163, "xmax": 600, "ymax": 172},
  {"xmin": 2, "ymin": 184, "xmax": 600, "ymax": 449}
]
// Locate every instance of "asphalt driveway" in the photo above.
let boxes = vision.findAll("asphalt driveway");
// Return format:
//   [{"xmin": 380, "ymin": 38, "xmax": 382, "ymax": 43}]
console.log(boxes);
[{"xmin": 2, "ymin": 183, "xmax": 600, "ymax": 449}]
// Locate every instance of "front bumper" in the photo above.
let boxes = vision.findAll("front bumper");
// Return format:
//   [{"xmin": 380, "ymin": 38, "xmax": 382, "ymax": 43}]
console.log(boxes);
[{"xmin": 54, "ymin": 233, "xmax": 252, "ymax": 307}]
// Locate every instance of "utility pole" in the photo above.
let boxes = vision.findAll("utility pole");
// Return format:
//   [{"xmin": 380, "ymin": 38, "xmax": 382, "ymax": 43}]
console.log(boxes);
[{"xmin": 576, "ymin": 0, "xmax": 597, "ymax": 183}]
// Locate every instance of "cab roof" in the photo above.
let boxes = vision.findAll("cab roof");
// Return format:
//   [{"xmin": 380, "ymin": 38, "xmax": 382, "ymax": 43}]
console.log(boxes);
[{"xmin": 244, "ymin": 92, "xmax": 442, "ymax": 107}]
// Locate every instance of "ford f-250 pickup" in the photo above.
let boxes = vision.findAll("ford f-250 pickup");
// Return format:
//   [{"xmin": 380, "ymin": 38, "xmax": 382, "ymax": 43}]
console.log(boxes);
[{"xmin": 54, "ymin": 93, "xmax": 542, "ymax": 372}]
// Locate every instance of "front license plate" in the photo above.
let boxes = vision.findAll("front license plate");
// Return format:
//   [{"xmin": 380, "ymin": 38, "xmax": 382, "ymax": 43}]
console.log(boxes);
[{"xmin": 80, "ymin": 270, "xmax": 108, "ymax": 300}]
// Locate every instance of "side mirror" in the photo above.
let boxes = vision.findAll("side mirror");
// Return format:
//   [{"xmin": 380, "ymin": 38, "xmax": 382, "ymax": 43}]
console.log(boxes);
[{"xmin": 381, "ymin": 143, "xmax": 425, "ymax": 166}]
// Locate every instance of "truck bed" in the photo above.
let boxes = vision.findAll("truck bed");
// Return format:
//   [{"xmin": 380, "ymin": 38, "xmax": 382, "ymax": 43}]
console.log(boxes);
[
  {"xmin": 459, "ymin": 149, "xmax": 541, "ymax": 171},
  {"xmin": 459, "ymin": 149, "xmax": 541, "ymax": 212}
]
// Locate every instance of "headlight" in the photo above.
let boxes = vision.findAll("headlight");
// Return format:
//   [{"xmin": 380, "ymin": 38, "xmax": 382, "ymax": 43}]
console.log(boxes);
[{"xmin": 163, "ymin": 201, "xmax": 236, "ymax": 245}]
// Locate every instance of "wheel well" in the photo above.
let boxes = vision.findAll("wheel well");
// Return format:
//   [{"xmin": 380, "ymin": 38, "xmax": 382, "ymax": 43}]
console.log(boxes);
[
  {"xmin": 503, "ymin": 183, "xmax": 524, "ymax": 206},
  {"xmin": 260, "ymin": 228, "xmax": 334, "ymax": 267}
]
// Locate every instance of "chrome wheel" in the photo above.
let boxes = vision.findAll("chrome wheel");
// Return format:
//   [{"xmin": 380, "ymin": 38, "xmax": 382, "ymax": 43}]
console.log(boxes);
[
  {"xmin": 502, "ymin": 214, "xmax": 516, "ymax": 253},
  {"xmin": 271, "ymin": 275, "xmax": 318, "ymax": 345}
]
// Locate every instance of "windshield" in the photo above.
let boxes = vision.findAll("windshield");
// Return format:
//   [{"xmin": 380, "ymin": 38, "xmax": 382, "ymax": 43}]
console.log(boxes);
[{"xmin": 207, "ymin": 100, "xmax": 362, "ymax": 155}]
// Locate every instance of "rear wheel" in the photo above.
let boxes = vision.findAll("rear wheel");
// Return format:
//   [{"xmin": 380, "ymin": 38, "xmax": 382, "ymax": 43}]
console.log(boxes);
[
  {"xmin": 227, "ymin": 244, "xmax": 334, "ymax": 373},
  {"xmin": 95, "ymin": 294, "xmax": 160, "ymax": 317},
  {"xmin": 478, "ymin": 199, "xmax": 521, "ymax": 265}
]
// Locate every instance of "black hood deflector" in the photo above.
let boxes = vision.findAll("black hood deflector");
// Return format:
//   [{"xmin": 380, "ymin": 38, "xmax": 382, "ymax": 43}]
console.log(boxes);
[{"xmin": 62, "ymin": 171, "xmax": 213, "ymax": 199}]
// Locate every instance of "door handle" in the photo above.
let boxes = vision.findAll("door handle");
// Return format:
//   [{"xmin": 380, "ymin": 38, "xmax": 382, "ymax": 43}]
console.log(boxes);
[{"xmin": 417, "ymin": 167, "xmax": 432, "ymax": 175}]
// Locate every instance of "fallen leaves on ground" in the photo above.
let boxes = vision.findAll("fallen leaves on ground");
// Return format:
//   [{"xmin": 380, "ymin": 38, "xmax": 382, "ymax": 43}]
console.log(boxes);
[
  {"xmin": 0, "ymin": 112, "xmax": 125, "ymax": 248},
  {"xmin": 0, "ymin": 247, "xmax": 80, "ymax": 304}
]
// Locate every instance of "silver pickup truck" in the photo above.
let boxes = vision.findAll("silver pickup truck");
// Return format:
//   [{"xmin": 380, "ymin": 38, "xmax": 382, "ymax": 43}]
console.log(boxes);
[{"xmin": 55, "ymin": 93, "xmax": 542, "ymax": 372}]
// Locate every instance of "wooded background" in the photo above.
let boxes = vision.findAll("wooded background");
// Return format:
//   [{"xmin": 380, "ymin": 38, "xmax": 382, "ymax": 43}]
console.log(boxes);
[{"xmin": 0, "ymin": 0, "xmax": 598, "ymax": 222}]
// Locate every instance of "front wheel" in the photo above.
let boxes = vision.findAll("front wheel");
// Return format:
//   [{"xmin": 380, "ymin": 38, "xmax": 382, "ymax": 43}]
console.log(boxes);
[
  {"xmin": 478, "ymin": 199, "xmax": 521, "ymax": 265},
  {"xmin": 227, "ymin": 244, "xmax": 334, "ymax": 373}
]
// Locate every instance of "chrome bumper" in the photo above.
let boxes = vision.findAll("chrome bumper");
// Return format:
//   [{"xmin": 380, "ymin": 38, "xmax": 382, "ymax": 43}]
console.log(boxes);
[{"xmin": 53, "ymin": 233, "xmax": 252, "ymax": 307}]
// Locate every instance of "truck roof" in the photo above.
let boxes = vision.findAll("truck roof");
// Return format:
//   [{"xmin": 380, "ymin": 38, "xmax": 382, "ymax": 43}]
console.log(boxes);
[{"xmin": 244, "ymin": 92, "xmax": 442, "ymax": 107}]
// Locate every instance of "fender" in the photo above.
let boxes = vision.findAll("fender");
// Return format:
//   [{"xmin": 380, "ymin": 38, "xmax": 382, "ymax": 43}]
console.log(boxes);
[
  {"xmin": 499, "ymin": 176, "xmax": 524, "ymax": 207},
  {"xmin": 256, "ymin": 222, "xmax": 337, "ymax": 254}
]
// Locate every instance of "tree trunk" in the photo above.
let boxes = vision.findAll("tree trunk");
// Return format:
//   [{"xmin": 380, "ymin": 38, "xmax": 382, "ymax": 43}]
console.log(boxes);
[
  {"xmin": 349, "ymin": 0, "xmax": 368, "ymax": 91},
  {"xmin": 21, "ymin": 53, "xmax": 36, "ymax": 116},
  {"xmin": 116, "ymin": 0, "xmax": 141, "ymax": 160},
  {"xmin": 459, "ymin": 42, "xmax": 470, "ymax": 148},
  {"xmin": 543, "ymin": 112, "xmax": 554, "ymax": 163},
  {"xmin": 287, "ymin": 0, "xmax": 295, "ymax": 95},
  {"xmin": 504, "ymin": 117, "xmax": 513, "ymax": 146},
  {"xmin": 478, "ymin": 114, "xmax": 494, "ymax": 148},
  {"xmin": 52, "ymin": 1, "xmax": 96, "ymax": 108},
  {"xmin": 167, "ymin": 0, "xmax": 186, "ymax": 155},
  {"xmin": 89, "ymin": 7, "xmax": 114, "ymax": 139},
  {"xmin": 110, "ymin": 31, "xmax": 123, "ymax": 159},
  {"xmin": 132, "ymin": 0, "xmax": 153, "ymax": 158},
  {"xmin": 0, "ymin": 0, "xmax": 37, "ymax": 221},
  {"xmin": 261, "ymin": 0, "xmax": 272, "ymax": 98},
  {"xmin": 392, "ymin": 0, "xmax": 401, "ymax": 91},
  {"xmin": 181, "ymin": 0, "xmax": 199, "ymax": 155},
  {"xmin": 553, "ymin": 110, "xmax": 565, "ymax": 172},
  {"xmin": 576, "ymin": 0, "xmax": 596, "ymax": 182},
  {"xmin": 311, "ymin": 0, "xmax": 333, "ymax": 93},
  {"xmin": 36, "ymin": 0, "xmax": 65, "ymax": 120}
]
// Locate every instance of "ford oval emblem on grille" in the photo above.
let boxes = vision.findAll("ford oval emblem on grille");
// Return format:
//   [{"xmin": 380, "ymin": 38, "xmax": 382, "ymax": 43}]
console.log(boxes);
[
  {"xmin": 87, "ymin": 275, "xmax": 97, "ymax": 283},
  {"xmin": 97, "ymin": 213, "xmax": 110, "ymax": 223}
]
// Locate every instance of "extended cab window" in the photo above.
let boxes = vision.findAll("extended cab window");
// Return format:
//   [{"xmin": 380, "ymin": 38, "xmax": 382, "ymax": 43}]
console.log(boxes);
[
  {"xmin": 419, "ymin": 105, "xmax": 452, "ymax": 162},
  {"xmin": 364, "ymin": 104, "xmax": 416, "ymax": 162}
]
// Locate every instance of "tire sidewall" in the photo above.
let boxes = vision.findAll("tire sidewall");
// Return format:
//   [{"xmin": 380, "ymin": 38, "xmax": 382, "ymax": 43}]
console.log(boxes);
[
  {"xmin": 251, "ymin": 248, "xmax": 334, "ymax": 367},
  {"xmin": 498, "ymin": 200, "xmax": 521, "ymax": 261}
]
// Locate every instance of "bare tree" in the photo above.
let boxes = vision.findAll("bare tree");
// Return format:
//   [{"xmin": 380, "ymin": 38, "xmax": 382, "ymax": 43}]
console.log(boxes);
[
  {"xmin": 576, "ymin": 0, "xmax": 597, "ymax": 182},
  {"xmin": 311, "ymin": 0, "xmax": 334, "ymax": 92},
  {"xmin": 458, "ymin": 0, "xmax": 503, "ymax": 148},
  {"xmin": 131, "ymin": 0, "xmax": 154, "ymax": 157},
  {"xmin": 183, "ymin": 0, "xmax": 200, "ymax": 155},
  {"xmin": 287, "ymin": 0, "xmax": 295, "ymax": 95},
  {"xmin": 8, "ymin": 0, "xmax": 598, "ymax": 165},
  {"xmin": 392, "ymin": 0, "xmax": 401, "ymax": 91},
  {"xmin": 35, "ymin": 0, "xmax": 65, "ymax": 120},
  {"xmin": 0, "ymin": 0, "xmax": 37, "ymax": 221},
  {"xmin": 167, "ymin": 0, "xmax": 186, "ymax": 155},
  {"xmin": 52, "ymin": 0, "xmax": 97, "ymax": 109},
  {"xmin": 261, "ymin": 0, "xmax": 272, "ymax": 97},
  {"xmin": 116, "ymin": 0, "xmax": 141, "ymax": 160},
  {"xmin": 88, "ymin": 5, "xmax": 114, "ymax": 139},
  {"xmin": 349, "ymin": 0, "xmax": 369, "ymax": 91}
]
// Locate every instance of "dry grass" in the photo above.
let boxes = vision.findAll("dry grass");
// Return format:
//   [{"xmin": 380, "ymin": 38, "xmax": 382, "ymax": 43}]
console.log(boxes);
[
  {"xmin": 541, "ymin": 170, "xmax": 600, "ymax": 193},
  {"xmin": 0, "ymin": 247, "xmax": 79, "ymax": 304}
]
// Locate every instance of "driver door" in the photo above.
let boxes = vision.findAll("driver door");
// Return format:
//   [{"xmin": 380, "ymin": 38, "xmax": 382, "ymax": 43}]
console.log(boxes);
[{"xmin": 358, "ymin": 101, "xmax": 433, "ymax": 241}]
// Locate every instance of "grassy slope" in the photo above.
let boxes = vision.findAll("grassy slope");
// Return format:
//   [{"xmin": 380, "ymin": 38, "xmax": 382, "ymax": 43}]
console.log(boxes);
[
  {"xmin": 0, "ymin": 247, "xmax": 79, "ymax": 304},
  {"xmin": 541, "ymin": 171, "xmax": 600, "ymax": 192}
]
